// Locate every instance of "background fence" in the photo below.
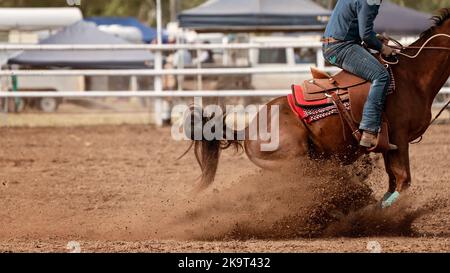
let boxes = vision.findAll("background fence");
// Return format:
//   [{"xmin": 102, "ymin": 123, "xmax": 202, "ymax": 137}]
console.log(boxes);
[{"xmin": 0, "ymin": 43, "xmax": 449, "ymax": 125}]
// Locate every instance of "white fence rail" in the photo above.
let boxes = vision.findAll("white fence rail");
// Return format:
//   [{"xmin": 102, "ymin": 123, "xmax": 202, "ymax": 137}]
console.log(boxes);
[
  {"xmin": 0, "ymin": 88, "xmax": 448, "ymax": 99},
  {"xmin": 0, "ymin": 67, "xmax": 338, "ymax": 77},
  {"xmin": 0, "ymin": 90, "xmax": 292, "ymax": 98},
  {"xmin": 0, "ymin": 43, "xmax": 449, "ymax": 124},
  {"xmin": 0, "ymin": 42, "xmax": 327, "ymax": 125},
  {"xmin": 0, "ymin": 42, "xmax": 323, "ymax": 51}
]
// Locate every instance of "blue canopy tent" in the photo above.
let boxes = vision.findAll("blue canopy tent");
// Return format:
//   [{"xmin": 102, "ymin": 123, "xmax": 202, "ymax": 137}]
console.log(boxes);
[
  {"xmin": 178, "ymin": 0, "xmax": 331, "ymax": 32},
  {"xmin": 87, "ymin": 17, "xmax": 168, "ymax": 43},
  {"xmin": 8, "ymin": 21, "xmax": 154, "ymax": 69}
]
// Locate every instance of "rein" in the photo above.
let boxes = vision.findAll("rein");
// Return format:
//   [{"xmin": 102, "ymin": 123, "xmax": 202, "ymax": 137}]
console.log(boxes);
[
  {"xmin": 381, "ymin": 34, "xmax": 450, "ymax": 143},
  {"xmin": 381, "ymin": 34, "xmax": 450, "ymax": 64}
]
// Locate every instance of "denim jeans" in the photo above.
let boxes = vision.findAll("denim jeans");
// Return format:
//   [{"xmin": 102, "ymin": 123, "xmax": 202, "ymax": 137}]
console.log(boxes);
[{"xmin": 323, "ymin": 41, "xmax": 390, "ymax": 134}]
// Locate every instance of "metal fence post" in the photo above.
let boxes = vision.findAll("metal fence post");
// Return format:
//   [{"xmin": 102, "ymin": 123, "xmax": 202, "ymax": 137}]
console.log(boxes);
[
  {"xmin": 316, "ymin": 47, "xmax": 325, "ymax": 69},
  {"xmin": 154, "ymin": 0, "xmax": 164, "ymax": 126}
]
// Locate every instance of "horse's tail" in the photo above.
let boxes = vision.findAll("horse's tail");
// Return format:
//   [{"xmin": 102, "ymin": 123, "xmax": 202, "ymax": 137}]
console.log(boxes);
[{"xmin": 183, "ymin": 105, "xmax": 243, "ymax": 191}]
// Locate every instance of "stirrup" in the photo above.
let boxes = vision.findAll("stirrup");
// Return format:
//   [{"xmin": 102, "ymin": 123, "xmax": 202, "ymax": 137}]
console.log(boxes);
[
  {"xmin": 365, "ymin": 122, "xmax": 396, "ymax": 153},
  {"xmin": 360, "ymin": 142, "xmax": 398, "ymax": 150},
  {"xmin": 359, "ymin": 131, "xmax": 377, "ymax": 148}
]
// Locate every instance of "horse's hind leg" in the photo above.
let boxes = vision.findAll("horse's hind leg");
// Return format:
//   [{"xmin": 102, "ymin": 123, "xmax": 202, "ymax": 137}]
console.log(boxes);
[{"xmin": 244, "ymin": 97, "xmax": 310, "ymax": 170}]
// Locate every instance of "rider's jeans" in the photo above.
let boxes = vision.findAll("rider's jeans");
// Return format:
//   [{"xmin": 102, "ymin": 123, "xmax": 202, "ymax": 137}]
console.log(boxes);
[{"xmin": 323, "ymin": 41, "xmax": 390, "ymax": 134}]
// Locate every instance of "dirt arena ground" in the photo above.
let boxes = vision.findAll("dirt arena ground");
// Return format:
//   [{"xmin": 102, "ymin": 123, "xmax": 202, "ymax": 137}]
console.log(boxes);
[{"xmin": 0, "ymin": 123, "xmax": 449, "ymax": 253}]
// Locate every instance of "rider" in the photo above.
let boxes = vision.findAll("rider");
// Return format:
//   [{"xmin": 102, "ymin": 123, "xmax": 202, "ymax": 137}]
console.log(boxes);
[{"xmin": 322, "ymin": 0, "xmax": 397, "ymax": 148}]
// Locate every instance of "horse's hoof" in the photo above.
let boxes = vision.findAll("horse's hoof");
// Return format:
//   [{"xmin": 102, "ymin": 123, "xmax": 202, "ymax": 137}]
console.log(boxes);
[
  {"xmin": 381, "ymin": 191, "xmax": 400, "ymax": 208},
  {"xmin": 377, "ymin": 192, "xmax": 393, "ymax": 209},
  {"xmin": 382, "ymin": 192, "xmax": 393, "ymax": 202}
]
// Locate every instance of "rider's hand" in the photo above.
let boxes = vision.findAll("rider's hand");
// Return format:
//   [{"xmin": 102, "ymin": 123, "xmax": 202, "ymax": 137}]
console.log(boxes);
[
  {"xmin": 382, "ymin": 45, "xmax": 396, "ymax": 56},
  {"xmin": 376, "ymin": 34, "xmax": 389, "ymax": 44}
]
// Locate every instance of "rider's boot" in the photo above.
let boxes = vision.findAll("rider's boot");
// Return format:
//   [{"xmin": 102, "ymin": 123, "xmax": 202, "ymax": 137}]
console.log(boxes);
[{"xmin": 360, "ymin": 131, "xmax": 398, "ymax": 150}]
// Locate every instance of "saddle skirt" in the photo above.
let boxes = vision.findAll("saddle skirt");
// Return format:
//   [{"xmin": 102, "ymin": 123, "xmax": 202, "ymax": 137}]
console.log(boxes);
[{"xmin": 288, "ymin": 67, "xmax": 395, "ymax": 124}]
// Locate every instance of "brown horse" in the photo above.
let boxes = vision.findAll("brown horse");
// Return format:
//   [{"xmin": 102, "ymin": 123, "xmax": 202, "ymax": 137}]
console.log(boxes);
[{"xmin": 190, "ymin": 9, "xmax": 450, "ymax": 206}]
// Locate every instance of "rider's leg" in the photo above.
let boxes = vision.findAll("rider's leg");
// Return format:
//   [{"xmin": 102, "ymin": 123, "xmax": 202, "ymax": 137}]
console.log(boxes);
[{"xmin": 338, "ymin": 44, "xmax": 390, "ymax": 146}]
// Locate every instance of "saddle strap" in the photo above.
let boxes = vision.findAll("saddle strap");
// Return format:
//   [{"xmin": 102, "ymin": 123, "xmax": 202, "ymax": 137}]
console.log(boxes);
[
  {"xmin": 330, "ymin": 92, "xmax": 362, "ymax": 142},
  {"xmin": 309, "ymin": 80, "xmax": 368, "ymax": 94}
]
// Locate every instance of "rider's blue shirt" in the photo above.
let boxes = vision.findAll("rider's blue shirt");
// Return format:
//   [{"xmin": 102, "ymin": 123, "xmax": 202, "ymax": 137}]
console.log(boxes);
[{"xmin": 324, "ymin": 0, "xmax": 383, "ymax": 51}]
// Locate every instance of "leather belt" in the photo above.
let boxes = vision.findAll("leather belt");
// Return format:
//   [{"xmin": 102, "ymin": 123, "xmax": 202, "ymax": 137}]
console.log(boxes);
[{"xmin": 321, "ymin": 37, "xmax": 341, "ymax": 44}]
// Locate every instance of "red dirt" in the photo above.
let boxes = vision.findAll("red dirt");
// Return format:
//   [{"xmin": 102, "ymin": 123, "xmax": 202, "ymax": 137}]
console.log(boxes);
[{"xmin": 0, "ymin": 124, "xmax": 449, "ymax": 253}]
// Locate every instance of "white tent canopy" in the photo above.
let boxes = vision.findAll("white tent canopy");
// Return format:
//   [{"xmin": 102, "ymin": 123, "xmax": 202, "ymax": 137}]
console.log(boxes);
[{"xmin": 0, "ymin": 8, "xmax": 83, "ymax": 31}]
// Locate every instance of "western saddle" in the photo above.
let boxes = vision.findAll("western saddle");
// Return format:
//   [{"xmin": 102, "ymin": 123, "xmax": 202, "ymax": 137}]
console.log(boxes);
[{"xmin": 299, "ymin": 67, "xmax": 392, "ymax": 153}]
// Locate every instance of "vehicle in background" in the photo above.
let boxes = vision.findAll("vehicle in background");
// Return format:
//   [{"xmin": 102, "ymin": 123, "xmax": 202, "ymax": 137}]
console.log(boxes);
[{"xmin": 249, "ymin": 35, "xmax": 322, "ymax": 90}]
